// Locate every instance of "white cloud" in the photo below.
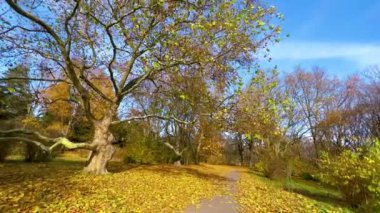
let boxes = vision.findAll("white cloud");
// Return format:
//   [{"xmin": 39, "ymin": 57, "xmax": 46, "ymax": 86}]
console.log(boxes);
[{"xmin": 269, "ymin": 41, "xmax": 380, "ymax": 68}]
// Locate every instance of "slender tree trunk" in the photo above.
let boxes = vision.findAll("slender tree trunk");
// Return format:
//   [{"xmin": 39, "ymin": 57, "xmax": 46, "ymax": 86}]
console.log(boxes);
[
  {"xmin": 188, "ymin": 138, "xmax": 197, "ymax": 164},
  {"xmin": 311, "ymin": 131, "xmax": 319, "ymax": 159},
  {"xmin": 249, "ymin": 152, "xmax": 254, "ymax": 168},
  {"xmin": 239, "ymin": 148, "xmax": 244, "ymax": 166},
  {"xmin": 237, "ymin": 134, "xmax": 244, "ymax": 166},
  {"xmin": 248, "ymin": 138, "xmax": 254, "ymax": 168},
  {"xmin": 173, "ymin": 159, "xmax": 181, "ymax": 166},
  {"xmin": 163, "ymin": 139, "xmax": 183, "ymax": 166},
  {"xmin": 84, "ymin": 116, "xmax": 115, "ymax": 174},
  {"xmin": 173, "ymin": 145, "xmax": 183, "ymax": 166},
  {"xmin": 194, "ymin": 130, "xmax": 204, "ymax": 164},
  {"xmin": 174, "ymin": 132, "xmax": 182, "ymax": 166}
]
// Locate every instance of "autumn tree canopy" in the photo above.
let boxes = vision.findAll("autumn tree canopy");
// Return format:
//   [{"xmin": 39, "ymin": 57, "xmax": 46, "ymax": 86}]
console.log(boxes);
[{"xmin": 0, "ymin": 0, "xmax": 281, "ymax": 174}]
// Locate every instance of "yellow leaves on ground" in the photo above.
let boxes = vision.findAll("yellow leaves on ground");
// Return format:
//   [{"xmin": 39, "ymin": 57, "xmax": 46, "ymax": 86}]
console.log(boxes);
[
  {"xmin": 235, "ymin": 173, "xmax": 346, "ymax": 213},
  {"xmin": 188, "ymin": 164, "xmax": 246, "ymax": 178},
  {"xmin": 0, "ymin": 162, "xmax": 228, "ymax": 212},
  {"xmin": 0, "ymin": 162, "xmax": 349, "ymax": 212}
]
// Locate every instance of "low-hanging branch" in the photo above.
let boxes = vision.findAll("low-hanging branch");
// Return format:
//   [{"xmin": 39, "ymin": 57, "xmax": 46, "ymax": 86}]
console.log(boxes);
[
  {"xmin": 0, "ymin": 137, "xmax": 51, "ymax": 153},
  {"xmin": 111, "ymin": 114, "xmax": 195, "ymax": 125},
  {"xmin": 162, "ymin": 141, "xmax": 187, "ymax": 157},
  {"xmin": 0, "ymin": 77, "xmax": 71, "ymax": 84},
  {"xmin": 0, "ymin": 129, "xmax": 55, "ymax": 143},
  {"xmin": 0, "ymin": 129, "xmax": 96, "ymax": 154}
]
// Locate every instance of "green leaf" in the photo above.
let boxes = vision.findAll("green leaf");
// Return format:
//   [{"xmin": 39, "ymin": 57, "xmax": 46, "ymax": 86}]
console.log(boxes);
[
  {"xmin": 179, "ymin": 94, "xmax": 186, "ymax": 100},
  {"xmin": 257, "ymin": 20, "xmax": 265, "ymax": 27},
  {"xmin": 152, "ymin": 62, "xmax": 160, "ymax": 69},
  {"xmin": 7, "ymin": 87, "xmax": 16, "ymax": 93}
]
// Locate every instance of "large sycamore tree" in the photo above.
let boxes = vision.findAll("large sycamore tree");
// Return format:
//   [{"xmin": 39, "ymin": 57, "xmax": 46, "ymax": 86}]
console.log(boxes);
[{"xmin": 0, "ymin": 0, "xmax": 281, "ymax": 174}]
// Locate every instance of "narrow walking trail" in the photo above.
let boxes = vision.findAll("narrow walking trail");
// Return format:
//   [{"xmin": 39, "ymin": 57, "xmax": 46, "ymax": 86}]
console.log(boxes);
[{"xmin": 184, "ymin": 170, "xmax": 240, "ymax": 213}]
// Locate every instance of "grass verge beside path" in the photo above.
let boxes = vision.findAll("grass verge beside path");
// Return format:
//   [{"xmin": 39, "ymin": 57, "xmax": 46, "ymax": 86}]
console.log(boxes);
[{"xmin": 235, "ymin": 171, "xmax": 353, "ymax": 213}]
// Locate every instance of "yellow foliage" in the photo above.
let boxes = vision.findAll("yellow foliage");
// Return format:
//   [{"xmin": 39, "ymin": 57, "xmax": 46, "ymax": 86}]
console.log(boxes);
[
  {"xmin": 88, "ymin": 74, "xmax": 115, "ymax": 119},
  {"xmin": 21, "ymin": 116, "xmax": 41, "ymax": 129},
  {"xmin": 43, "ymin": 83, "xmax": 72, "ymax": 118}
]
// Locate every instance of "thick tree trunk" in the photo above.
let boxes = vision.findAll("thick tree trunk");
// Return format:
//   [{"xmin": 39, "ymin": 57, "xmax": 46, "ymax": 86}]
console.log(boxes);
[{"xmin": 84, "ymin": 117, "xmax": 115, "ymax": 174}]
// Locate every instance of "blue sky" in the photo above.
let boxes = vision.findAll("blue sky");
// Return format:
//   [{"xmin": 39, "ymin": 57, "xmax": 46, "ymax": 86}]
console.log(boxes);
[{"xmin": 263, "ymin": 0, "xmax": 380, "ymax": 77}]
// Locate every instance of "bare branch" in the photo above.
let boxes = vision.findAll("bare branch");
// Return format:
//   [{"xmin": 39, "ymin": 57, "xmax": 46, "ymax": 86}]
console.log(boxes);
[
  {"xmin": 111, "ymin": 114, "xmax": 194, "ymax": 125},
  {"xmin": 0, "ymin": 137, "xmax": 50, "ymax": 152},
  {"xmin": 119, "ymin": 71, "xmax": 151, "ymax": 97},
  {"xmin": 0, "ymin": 136, "xmax": 95, "ymax": 153},
  {"xmin": 5, "ymin": 0, "xmax": 65, "ymax": 47},
  {"xmin": 163, "ymin": 142, "xmax": 181, "ymax": 156},
  {"xmin": 119, "ymin": 61, "xmax": 197, "ymax": 97},
  {"xmin": 0, "ymin": 77, "xmax": 71, "ymax": 84},
  {"xmin": 85, "ymin": 6, "xmax": 143, "ymax": 96},
  {"xmin": 118, "ymin": 18, "xmax": 157, "ymax": 91},
  {"xmin": 79, "ymin": 76, "xmax": 115, "ymax": 103},
  {"xmin": 0, "ymin": 25, "xmax": 46, "ymax": 35},
  {"xmin": 5, "ymin": 0, "xmax": 94, "ymax": 121},
  {"xmin": 64, "ymin": 0, "xmax": 81, "ymax": 54},
  {"xmin": 0, "ymin": 129, "xmax": 56, "ymax": 143},
  {"xmin": 49, "ymin": 137, "xmax": 95, "ymax": 151}
]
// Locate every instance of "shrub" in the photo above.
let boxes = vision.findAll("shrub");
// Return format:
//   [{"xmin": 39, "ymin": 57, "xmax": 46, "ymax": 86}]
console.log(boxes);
[
  {"xmin": 24, "ymin": 143, "xmax": 50, "ymax": 162},
  {"xmin": 319, "ymin": 139, "xmax": 380, "ymax": 209},
  {"xmin": 254, "ymin": 156, "xmax": 286, "ymax": 179},
  {"xmin": 122, "ymin": 141, "xmax": 157, "ymax": 164},
  {"xmin": 205, "ymin": 154, "xmax": 225, "ymax": 165},
  {"xmin": 121, "ymin": 137, "xmax": 175, "ymax": 165}
]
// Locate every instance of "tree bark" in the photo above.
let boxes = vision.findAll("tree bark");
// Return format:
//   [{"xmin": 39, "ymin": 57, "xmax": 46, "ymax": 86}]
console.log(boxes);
[
  {"xmin": 194, "ymin": 129, "xmax": 204, "ymax": 164},
  {"xmin": 237, "ymin": 133, "xmax": 244, "ymax": 166},
  {"xmin": 84, "ymin": 117, "xmax": 115, "ymax": 174},
  {"xmin": 248, "ymin": 137, "xmax": 255, "ymax": 168}
]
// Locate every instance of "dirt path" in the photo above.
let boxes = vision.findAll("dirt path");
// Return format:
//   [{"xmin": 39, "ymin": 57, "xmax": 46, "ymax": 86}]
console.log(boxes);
[{"xmin": 184, "ymin": 171, "xmax": 240, "ymax": 213}]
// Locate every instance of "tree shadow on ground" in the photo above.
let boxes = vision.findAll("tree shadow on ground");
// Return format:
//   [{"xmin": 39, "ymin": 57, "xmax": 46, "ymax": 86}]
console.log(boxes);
[
  {"xmin": 0, "ymin": 160, "xmax": 233, "ymax": 211},
  {"xmin": 0, "ymin": 160, "xmax": 84, "ymax": 211},
  {"xmin": 133, "ymin": 164, "xmax": 230, "ymax": 182},
  {"xmin": 0, "ymin": 160, "xmax": 142, "ymax": 211},
  {"xmin": 284, "ymin": 185, "xmax": 351, "ymax": 210},
  {"xmin": 0, "ymin": 160, "xmax": 83, "ymax": 185},
  {"xmin": 106, "ymin": 161, "xmax": 140, "ymax": 173},
  {"xmin": 246, "ymin": 170, "xmax": 352, "ymax": 210}
]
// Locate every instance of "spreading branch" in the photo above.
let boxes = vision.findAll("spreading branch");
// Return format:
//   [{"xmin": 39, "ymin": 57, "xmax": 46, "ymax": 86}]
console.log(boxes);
[
  {"xmin": 111, "ymin": 114, "xmax": 194, "ymax": 125},
  {"xmin": 0, "ymin": 129, "xmax": 96, "ymax": 154},
  {"xmin": 0, "ymin": 136, "xmax": 95, "ymax": 152},
  {"xmin": 0, "ymin": 77, "xmax": 71, "ymax": 84},
  {"xmin": 4, "ymin": 0, "xmax": 95, "ymax": 121},
  {"xmin": 0, "ymin": 129, "xmax": 56, "ymax": 143},
  {"xmin": 162, "ymin": 141, "xmax": 186, "ymax": 157}
]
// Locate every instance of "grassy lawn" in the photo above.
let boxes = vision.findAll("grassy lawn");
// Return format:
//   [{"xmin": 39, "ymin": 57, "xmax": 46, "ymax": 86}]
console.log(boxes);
[{"xmin": 235, "ymin": 171, "xmax": 353, "ymax": 213}]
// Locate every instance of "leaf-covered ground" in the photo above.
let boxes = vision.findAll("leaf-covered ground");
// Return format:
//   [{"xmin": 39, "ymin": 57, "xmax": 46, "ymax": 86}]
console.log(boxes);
[
  {"xmin": 235, "ymin": 172, "xmax": 352, "ymax": 213},
  {"xmin": 0, "ymin": 161, "xmax": 229, "ymax": 212},
  {"xmin": 0, "ymin": 160, "xmax": 352, "ymax": 212}
]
